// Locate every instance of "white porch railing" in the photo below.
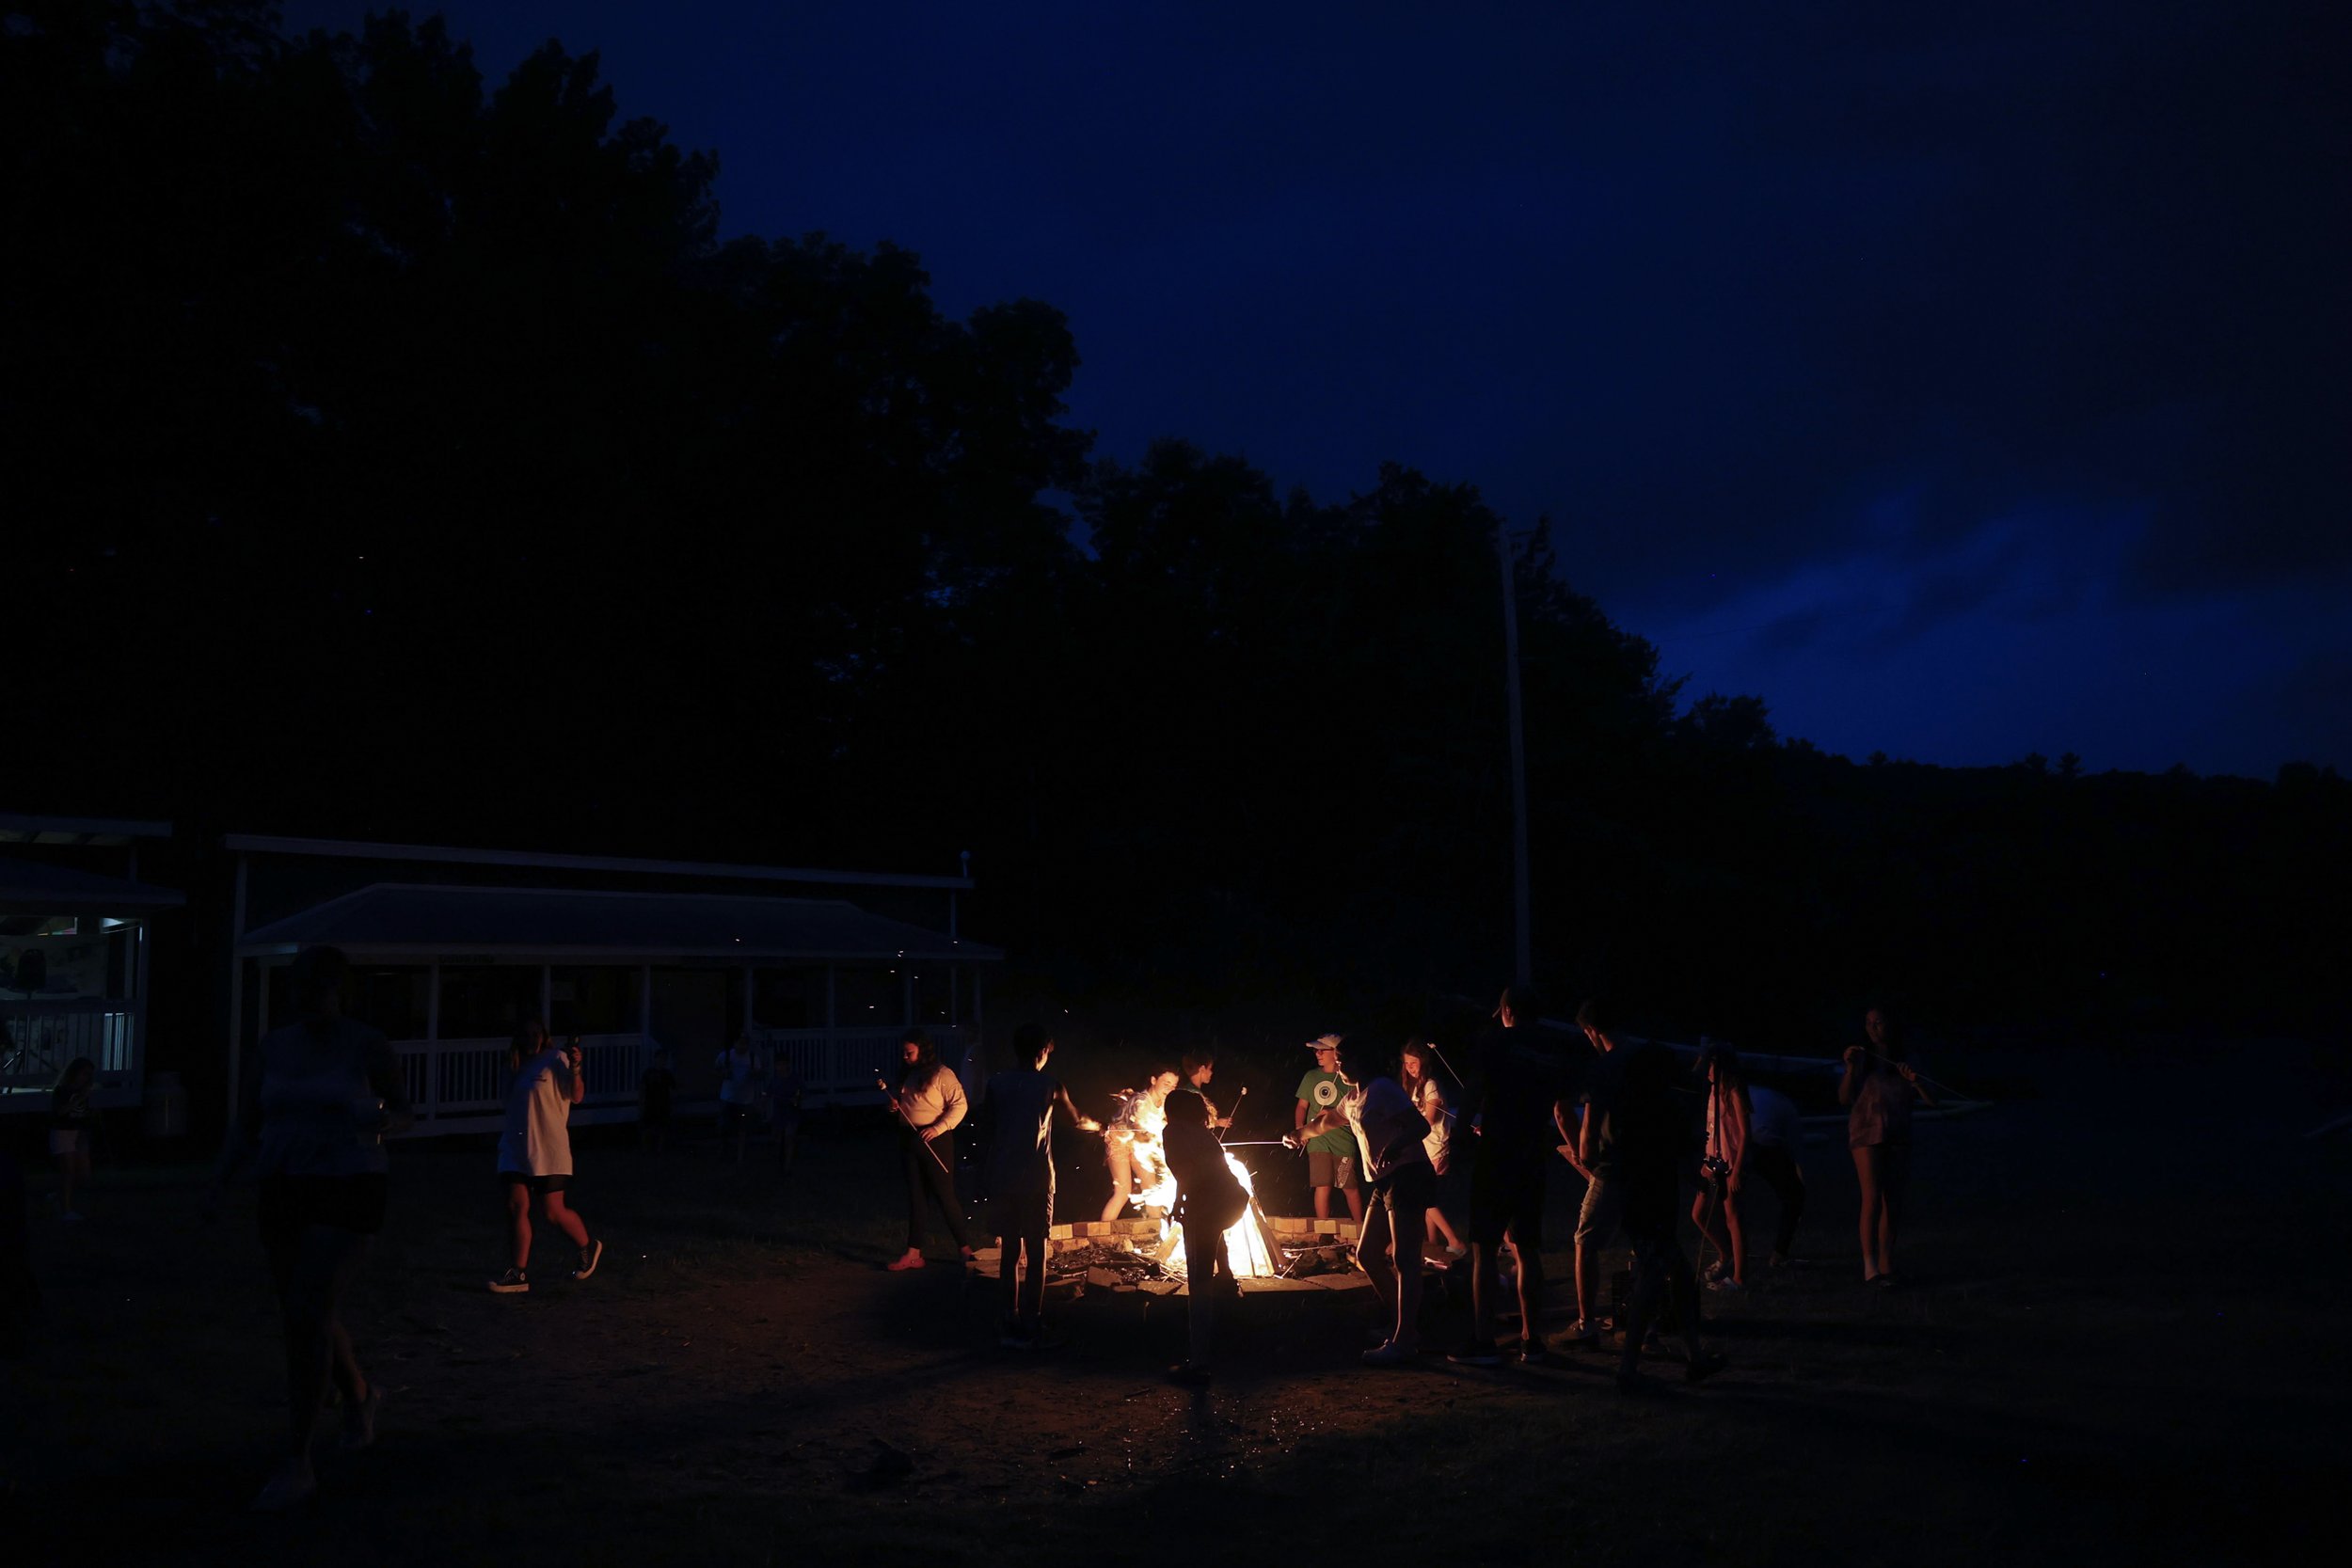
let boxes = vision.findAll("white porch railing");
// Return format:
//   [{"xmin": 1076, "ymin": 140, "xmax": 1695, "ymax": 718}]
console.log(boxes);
[
  {"xmin": 753, "ymin": 1026, "xmax": 968, "ymax": 1106},
  {"xmin": 388, "ymin": 1033, "xmax": 649, "ymax": 1133},
  {"xmin": 1, "ymin": 1000, "xmax": 140, "ymax": 1101}
]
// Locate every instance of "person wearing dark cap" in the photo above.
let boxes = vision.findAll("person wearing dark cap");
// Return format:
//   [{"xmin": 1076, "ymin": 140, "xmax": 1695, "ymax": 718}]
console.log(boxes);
[{"xmin": 1451, "ymin": 986, "xmax": 1571, "ymax": 1367}]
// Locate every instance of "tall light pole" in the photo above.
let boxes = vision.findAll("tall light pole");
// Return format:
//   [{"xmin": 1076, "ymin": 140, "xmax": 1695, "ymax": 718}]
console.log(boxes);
[{"xmin": 1499, "ymin": 527, "xmax": 1533, "ymax": 989}]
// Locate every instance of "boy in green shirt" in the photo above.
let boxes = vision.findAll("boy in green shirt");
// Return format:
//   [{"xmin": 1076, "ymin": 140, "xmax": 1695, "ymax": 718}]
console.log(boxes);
[{"xmin": 1294, "ymin": 1034, "xmax": 1363, "ymax": 1224}]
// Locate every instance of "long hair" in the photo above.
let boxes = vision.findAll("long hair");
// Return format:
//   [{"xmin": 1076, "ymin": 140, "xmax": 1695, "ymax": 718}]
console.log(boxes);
[
  {"xmin": 1863, "ymin": 1004, "xmax": 1906, "ymax": 1064},
  {"xmin": 898, "ymin": 1029, "xmax": 941, "ymax": 1090},
  {"xmin": 1398, "ymin": 1036, "xmax": 1452, "ymax": 1103},
  {"xmin": 507, "ymin": 1019, "xmax": 550, "ymax": 1074},
  {"xmin": 53, "ymin": 1055, "xmax": 95, "ymax": 1095}
]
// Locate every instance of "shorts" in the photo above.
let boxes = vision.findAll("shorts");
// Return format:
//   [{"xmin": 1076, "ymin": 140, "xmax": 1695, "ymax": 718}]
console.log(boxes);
[
  {"xmin": 1468, "ymin": 1153, "xmax": 1546, "ymax": 1249},
  {"xmin": 500, "ymin": 1171, "xmax": 571, "ymax": 1196},
  {"xmin": 48, "ymin": 1129, "xmax": 83, "ymax": 1156},
  {"xmin": 1574, "ymin": 1167, "xmax": 1624, "ymax": 1251},
  {"xmin": 1307, "ymin": 1148, "xmax": 1359, "ymax": 1190},
  {"xmin": 258, "ymin": 1173, "xmax": 389, "ymax": 1243},
  {"xmin": 1369, "ymin": 1158, "xmax": 1437, "ymax": 1214}
]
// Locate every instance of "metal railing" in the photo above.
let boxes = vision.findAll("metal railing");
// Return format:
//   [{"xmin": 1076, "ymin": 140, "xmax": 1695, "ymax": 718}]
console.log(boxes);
[{"xmin": 1, "ymin": 1000, "xmax": 139, "ymax": 1093}]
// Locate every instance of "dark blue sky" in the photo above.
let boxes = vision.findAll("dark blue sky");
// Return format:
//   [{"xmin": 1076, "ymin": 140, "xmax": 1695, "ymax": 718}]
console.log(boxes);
[{"xmin": 292, "ymin": 2, "xmax": 2349, "ymax": 776}]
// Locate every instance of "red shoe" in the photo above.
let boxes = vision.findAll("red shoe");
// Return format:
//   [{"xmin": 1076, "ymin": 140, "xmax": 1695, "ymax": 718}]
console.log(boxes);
[{"xmin": 885, "ymin": 1249, "xmax": 927, "ymax": 1272}]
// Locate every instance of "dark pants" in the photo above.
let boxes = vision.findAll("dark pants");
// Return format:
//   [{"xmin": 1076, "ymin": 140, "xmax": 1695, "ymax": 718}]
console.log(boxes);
[
  {"xmin": 1619, "ymin": 1177, "xmax": 1701, "ymax": 1370},
  {"xmin": 904, "ymin": 1129, "xmax": 974, "ymax": 1252},
  {"xmin": 1183, "ymin": 1196, "xmax": 1246, "ymax": 1365},
  {"xmin": 996, "ymin": 1189, "xmax": 1052, "ymax": 1332},
  {"xmin": 1747, "ymin": 1143, "xmax": 1806, "ymax": 1257}
]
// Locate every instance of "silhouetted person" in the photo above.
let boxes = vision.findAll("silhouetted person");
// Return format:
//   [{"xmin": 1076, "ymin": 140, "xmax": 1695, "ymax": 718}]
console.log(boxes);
[
  {"xmin": 206, "ymin": 945, "xmax": 413, "ymax": 1512},
  {"xmin": 983, "ymin": 1022, "xmax": 1098, "ymax": 1348},
  {"xmin": 1181, "ymin": 1049, "xmax": 1233, "ymax": 1130},
  {"xmin": 1840, "ymin": 1005, "xmax": 1936, "ymax": 1285},
  {"xmin": 1604, "ymin": 1018, "xmax": 1727, "ymax": 1394},
  {"xmin": 1452, "ymin": 986, "xmax": 1570, "ymax": 1366},
  {"xmin": 1165, "ymin": 1089, "xmax": 1248, "ymax": 1384},
  {"xmin": 1565, "ymin": 1001, "xmax": 1627, "ymax": 1348},
  {"xmin": 716, "ymin": 1032, "xmax": 765, "ymax": 1163},
  {"xmin": 48, "ymin": 1056, "xmax": 95, "ymax": 1222},
  {"xmin": 1397, "ymin": 1037, "xmax": 1467, "ymax": 1260},
  {"xmin": 885, "ymin": 1028, "xmax": 976, "ymax": 1270},
  {"xmin": 1745, "ymin": 1078, "xmax": 1808, "ymax": 1266}
]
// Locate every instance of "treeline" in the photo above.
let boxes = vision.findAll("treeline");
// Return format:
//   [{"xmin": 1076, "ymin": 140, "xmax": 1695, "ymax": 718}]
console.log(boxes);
[{"xmin": 6, "ymin": 5, "xmax": 2344, "ymax": 1042}]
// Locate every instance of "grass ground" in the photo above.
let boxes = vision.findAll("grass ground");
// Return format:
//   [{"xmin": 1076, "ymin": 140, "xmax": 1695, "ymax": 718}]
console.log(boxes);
[{"xmin": 4, "ymin": 1044, "xmax": 2347, "ymax": 1567}]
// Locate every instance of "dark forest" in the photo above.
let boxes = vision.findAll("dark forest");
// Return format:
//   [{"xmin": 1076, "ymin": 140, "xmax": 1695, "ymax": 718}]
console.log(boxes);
[{"xmin": 7, "ymin": 3, "xmax": 2344, "ymax": 1045}]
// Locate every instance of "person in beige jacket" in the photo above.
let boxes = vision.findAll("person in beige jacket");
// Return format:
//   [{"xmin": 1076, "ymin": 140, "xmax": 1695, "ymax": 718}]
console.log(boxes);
[{"xmin": 885, "ymin": 1028, "xmax": 977, "ymax": 1271}]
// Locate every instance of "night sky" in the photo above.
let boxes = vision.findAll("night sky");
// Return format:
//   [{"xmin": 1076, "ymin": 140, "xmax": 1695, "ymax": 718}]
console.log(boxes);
[{"xmin": 288, "ymin": 2, "xmax": 2348, "ymax": 777}]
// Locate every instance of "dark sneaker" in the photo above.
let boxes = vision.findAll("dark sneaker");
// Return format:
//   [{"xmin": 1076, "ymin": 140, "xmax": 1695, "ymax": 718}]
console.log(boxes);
[
  {"xmin": 1447, "ymin": 1342, "xmax": 1502, "ymax": 1367},
  {"xmin": 488, "ymin": 1267, "xmax": 529, "ymax": 1294},
  {"xmin": 1685, "ymin": 1351, "xmax": 1729, "ymax": 1386},
  {"xmin": 1169, "ymin": 1360, "xmax": 1212, "ymax": 1386},
  {"xmin": 1561, "ymin": 1319, "xmax": 1603, "ymax": 1348},
  {"xmin": 1360, "ymin": 1341, "xmax": 1415, "ymax": 1368},
  {"xmin": 571, "ymin": 1239, "xmax": 603, "ymax": 1281},
  {"xmin": 1519, "ymin": 1343, "xmax": 1554, "ymax": 1367}
]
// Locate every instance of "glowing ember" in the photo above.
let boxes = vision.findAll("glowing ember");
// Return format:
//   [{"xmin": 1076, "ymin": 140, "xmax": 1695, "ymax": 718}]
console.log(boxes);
[{"xmin": 1160, "ymin": 1153, "xmax": 1280, "ymax": 1280}]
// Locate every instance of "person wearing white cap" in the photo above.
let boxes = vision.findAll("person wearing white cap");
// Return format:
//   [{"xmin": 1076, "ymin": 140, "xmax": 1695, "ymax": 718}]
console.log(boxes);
[{"xmin": 1293, "ymin": 1035, "xmax": 1362, "ymax": 1225}]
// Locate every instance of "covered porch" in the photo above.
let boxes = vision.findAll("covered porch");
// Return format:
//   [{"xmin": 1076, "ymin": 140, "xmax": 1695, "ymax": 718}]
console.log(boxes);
[
  {"xmin": 0, "ymin": 854, "xmax": 182, "ymax": 1116},
  {"xmin": 234, "ymin": 883, "xmax": 999, "ymax": 1135}
]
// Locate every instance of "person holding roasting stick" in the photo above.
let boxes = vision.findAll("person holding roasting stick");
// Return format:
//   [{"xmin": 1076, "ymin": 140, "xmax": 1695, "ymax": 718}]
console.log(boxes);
[{"xmin": 883, "ymin": 1027, "xmax": 978, "ymax": 1272}]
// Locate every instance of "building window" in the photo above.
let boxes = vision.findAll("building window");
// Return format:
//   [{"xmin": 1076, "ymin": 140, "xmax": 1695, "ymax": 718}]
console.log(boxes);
[
  {"xmin": 351, "ymin": 966, "xmax": 430, "ymax": 1040},
  {"xmin": 549, "ymin": 967, "xmax": 643, "ymax": 1037},
  {"xmin": 435, "ymin": 966, "xmax": 544, "ymax": 1040},
  {"xmin": 753, "ymin": 966, "xmax": 825, "ymax": 1030}
]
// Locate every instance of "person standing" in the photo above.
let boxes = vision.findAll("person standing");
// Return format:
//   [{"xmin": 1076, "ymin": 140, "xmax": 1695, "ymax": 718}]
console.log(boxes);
[
  {"xmin": 1608, "ymin": 1027, "xmax": 1727, "ymax": 1393},
  {"xmin": 885, "ymin": 1028, "xmax": 977, "ymax": 1271},
  {"xmin": 1452, "ymin": 989, "xmax": 1569, "ymax": 1366},
  {"xmin": 715, "ymin": 1033, "xmax": 765, "ymax": 1164},
  {"xmin": 771, "ymin": 1055, "xmax": 806, "ymax": 1173},
  {"xmin": 1100, "ymin": 1067, "xmax": 1180, "ymax": 1224},
  {"xmin": 205, "ymin": 945, "xmax": 413, "ymax": 1512},
  {"xmin": 983, "ymin": 1023, "xmax": 1100, "ymax": 1348},
  {"xmin": 1294, "ymin": 1035, "xmax": 1362, "ymax": 1225},
  {"xmin": 1745, "ymin": 1078, "xmax": 1808, "ymax": 1267},
  {"xmin": 48, "ymin": 1057, "xmax": 96, "ymax": 1223},
  {"xmin": 1564, "ymin": 1001, "xmax": 1628, "ymax": 1349},
  {"xmin": 1164, "ymin": 1089, "xmax": 1248, "ymax": 1384},
  {"xmin": 1181, "ymin": 1051, "xmax": 1232, "ymax": 1131},
  {"xmin": 1840, "ymin": 1005, "xmax": 1937, "ymax": 1285},
  {"xmin": 1341, "ymin": 1039, "xmax": 1438, "ymax": 1367},
  {"xmin": 489, "ymin": 1022, "xmax": 603, "ymax": 1294},
  {"xmin": 1692, "ymin": 1044, "xmax": 1753, "ymax": 1291},
  {"xmin": 1397, "ymin": 1037, "xmax": 1468, "ymax": 1261}
]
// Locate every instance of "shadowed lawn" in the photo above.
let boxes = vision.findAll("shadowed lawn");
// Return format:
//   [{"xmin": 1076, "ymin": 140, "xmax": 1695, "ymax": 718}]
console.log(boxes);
[{"xmin": 4, "ymin": 1048, "xmax": 2346, "ymax": 1567}]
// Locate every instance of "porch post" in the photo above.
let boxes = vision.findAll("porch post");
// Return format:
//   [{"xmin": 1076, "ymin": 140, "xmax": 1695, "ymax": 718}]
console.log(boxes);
[
  {"xmin": 225, "ymin": 852, "xmax": 248, "ymax": 1127},
  {"xmin": 425, "ymin": 960, "xmax": 440, "ymax": 1120}
]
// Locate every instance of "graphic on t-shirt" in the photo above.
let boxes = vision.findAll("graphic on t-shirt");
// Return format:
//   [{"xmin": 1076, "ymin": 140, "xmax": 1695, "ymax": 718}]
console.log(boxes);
[{"xmin": 1310, "ymin": 1077, "xmax": 1342, "ymax": 1109}]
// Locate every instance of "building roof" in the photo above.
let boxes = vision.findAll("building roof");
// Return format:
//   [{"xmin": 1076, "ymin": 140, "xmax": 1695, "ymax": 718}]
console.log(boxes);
[
  {"xmin": 224, "ymin": 834, "xmax": 971, "ymax": 889},
  {"xmin": 0, "ymin": 856, "xmax": 185, "ymax": 915},
  {"xmin": 235, "ymin": 883, "xmax": 999, "ymax": 963},
  {"xmin": 0, "ymin": 814, "xmax": 174, "ymax": 847}
]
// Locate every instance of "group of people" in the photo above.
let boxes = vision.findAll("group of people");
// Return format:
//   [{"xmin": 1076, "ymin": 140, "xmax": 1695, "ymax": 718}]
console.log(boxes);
[
  {"xmin": 632, "ymin": 1035, "xmax": 806, "ymax": 1167},
  {"xmin": 204, "ymin": 942, "xmax": 1938, "ymax": 1508}
]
